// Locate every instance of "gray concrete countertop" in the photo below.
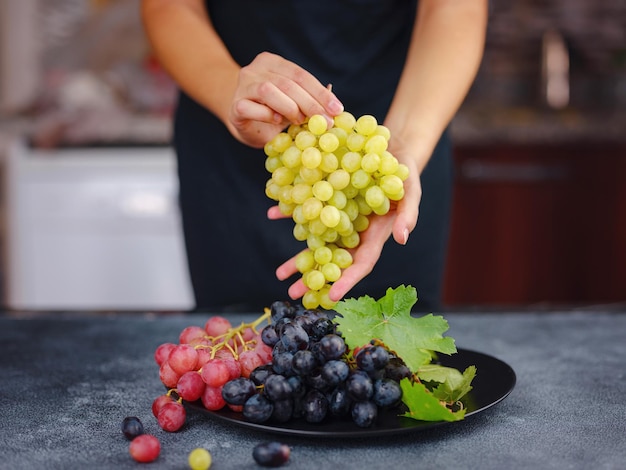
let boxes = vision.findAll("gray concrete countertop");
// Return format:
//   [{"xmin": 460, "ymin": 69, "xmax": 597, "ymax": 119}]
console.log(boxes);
[{"xmin": 1, "ymin": 309, "xmax": 624, "ymax": 469}]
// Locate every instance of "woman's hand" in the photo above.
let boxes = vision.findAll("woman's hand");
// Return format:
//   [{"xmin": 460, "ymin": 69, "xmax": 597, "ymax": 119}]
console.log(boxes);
[
  {"xmin": 226, "ymin": 52, "xmax": 344, "ymax": 148},
  {"xmin": 271, "ymin": 138, "xmax": 423, "ymax": 303}
]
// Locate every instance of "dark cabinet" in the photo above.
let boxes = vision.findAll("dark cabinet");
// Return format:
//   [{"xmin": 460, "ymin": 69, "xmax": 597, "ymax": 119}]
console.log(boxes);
[{"xmin": 443, "ymin": 142, "xmax": 626, "ymax": 306}]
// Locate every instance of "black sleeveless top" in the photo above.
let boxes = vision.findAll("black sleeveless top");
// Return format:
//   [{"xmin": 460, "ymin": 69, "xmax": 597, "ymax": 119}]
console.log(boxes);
[{"xmin": 174, "ymin": 0, "xmax": 452, "ymax": 312}]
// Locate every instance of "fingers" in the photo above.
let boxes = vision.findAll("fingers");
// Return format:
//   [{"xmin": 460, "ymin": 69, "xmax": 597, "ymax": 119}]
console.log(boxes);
[
  {"xmin": 392, "ymin": 162, "xmax": 422, "ymax": 245},
  {"xmin": 267, "ymin": 205, "xmax": 289, "ymax": 220}
]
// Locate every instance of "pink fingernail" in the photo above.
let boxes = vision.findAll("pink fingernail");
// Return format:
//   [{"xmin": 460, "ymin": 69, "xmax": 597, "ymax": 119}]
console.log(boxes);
[
  {"xmin": 402, "ymin": 228, "xmax": 409, "ymax": 245},
  {"xmin": 329, "ymin": 99, "xmax": 343, "ymax": 114}
]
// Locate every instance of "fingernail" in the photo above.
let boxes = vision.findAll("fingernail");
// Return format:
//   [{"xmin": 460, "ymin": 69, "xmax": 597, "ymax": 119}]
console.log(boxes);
[
  {"xmin": 328, "ymin": 99, "xmax": 343, "ymax": 114},
  {"xmin": 402, "ymin": 228, "xmax": 409, "ymax": 245}
]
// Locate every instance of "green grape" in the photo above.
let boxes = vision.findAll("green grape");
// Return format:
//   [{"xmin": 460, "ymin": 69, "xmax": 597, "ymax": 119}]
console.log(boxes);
[
  {"xmin": 314, "ymin": 246, "xmax": 333, "ymax": 265},
  {"xmin": 372, "ymin": 195, "xmax": 391, "ymax": 215},
  {"xmin": 340, "ymin": 231, "xmax": 360, "ymax": 249},
  {"xmin": 278, "ymin": 201, "xmax": 295, "ymax": 216},
  {"xmin": 334, "ymin": 111, "xmax": 356, "ymax": 132},
  {"xmin": 281, "ymin": 145, "xmax": 302, "ymax": 169},
  {"xmin": 379, "ymin": 151, "xmax": 399, "ymax": 175},
  {"xmin": 318, "ymin": 285, "xmax": 337, "ymax": 310},
  {"xmin": 302, "ymin": 197, "xmax": 323, "ymax": 220},
  {"xmin": 395, "ymin": 163, "xmax": 410, "ymax": 181},
  {"xmin": 379, "ymin": 174, "xmax": 404, "ymax": 197},
  {"xmin": 265, "ymin": 182, "xmax": 281, "ymax": 201},
  {"xmin": 312, "ymin": 180, "xmax": 334, "ymax": 201},
  {"xmin": 350, "ymin": 169, "xmax": 372, "ymax": 189},
  {"xmin": 265, "ymin": 156, "xmax": 282, "ymax": 173},
  {"xmin": 374, "ymin": 124, "xmax": 391, "ymax": 140},
  {"xmin": 292, "ymin": 204, "xmax": 306, "ymax": 224},
  {"xmin": 335, "ymin": 211, "xmax": 353, "ymax": 236},
  {"xmin": 264, "ymin": 141, "xmax": 280, "ymax": 158},
  {"xmin": 305, "ymin": 269, "xmax": 326, "ymax": 291},
  {"xmin": 301, "ymin": 147, "xmax": 322, "ymax": 169},
  {"xmin": 344, "ymin": 198, "xmax": 359, "ymax": 220},
  {"xmin": 365, "ymin": 185, "xmax": 385, "ymax": 208},
  {"xmin": 332, "ymin": 247, "xmax": 353, "ymax": 268},
  {"xmin": 273, "ymin": 167, "xmax": 295, "ymax": 186},
  {"xmin": 346, "ymin": 133, "xmax": 366, "ymax": 152},
  {"xmin": 364, "ymin": 134, "xmax": 388, "ymax": 154},
  {"xmin": 321, "ymin": 262, "xmax": 341, "ymax": 282},
  {"xmin": 306, "ymin": 234, "xmax": 325, "ymax": 250},
  {"xmin": 308, "ymin": 114, "xmax": 328, "ymax": 135},
  {"xmin": 340, "ymin": 151, "xmax": 362, "ymax": 173},
  {"xmin": 319, "ymin": 152, "xmax": 339, "ymax": 173},
  {"xmin": 299, "ymin": 166, "xmax": 324, "ymax": 184},
  {"xmin": 328, "ymin": 127, "xmax": 348, "ymax": 147},
  {"xmin": 327, "ymin": 169, "xmax": 351, "ymax": 190},
  {"xmin": 291, "ymin": 183, "xmax": 313, "ymax": 204},
  {"xmin": 353, "ymin": 213, "xmax": 370, "ymax": 233},
  {"xmin": 308, "ymin": 217, "xmax": 328, "ymax": 236},
  {"xmin": 278, "ymin": 185, "xmax": 293, "ymax": 204},
  {"xmin": 272, "ymin": 132, "xmax": 293, "ymax": 153},
  {"xmin": 343, "ymin": 184, "xmax": 359, "ymax": 199},
  {"xmin": 318, "ymin": 132, "xmax": 340, "ymax": 152},
  {"xmin": 287, "ymin": 123, "xmax": 305, "ymax": 139},
  {"xmin": 293, "ymin": 223, "xmax": 309, "ymax": 242},
  {"xmin": 188, "ymin": 448, "xmax": 212, "ymax": 470},
  {"xmin": 388, "ymin": 187, "xmax": 405, "ymax": 201},
  {"xmin": 327, "ymin": 189, "xmax": 347, "ymax": 209},
  {"xmin": 302, "ymin": 289, "xmax": 320, "ymax": 309},
  {"xmin": 355, "ymin": 114, "xmax": 378, "ymax": 136},
  {"xmin": 320, "ymin": 205, "xmax": 341, "ymax": 228},
  {"xmin": 321, "ymin": 228, "xmax": 339, "ymax": 243},
  {"xmin": 295, "ymin": 250, "xmax": 315, "ymax": 273},
  {"xmin": 295, "ymin": 130, "xmax": 317, "ymax": 150},
  {"xmin": 361, "ymin": 152, "xmax": 381, "ymax": 173},
  {"xmin": 354, "ymin": 195, "xmax": 373, "ymax": 215}
]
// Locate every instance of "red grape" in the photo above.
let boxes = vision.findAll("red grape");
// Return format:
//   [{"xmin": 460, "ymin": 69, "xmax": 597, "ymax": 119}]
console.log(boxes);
[
  {"xmin": 179, "ymin": 325, "xmax": 207, "ymax": 344},
  {"xmin": 157, "ymin": 401, "xmax": 186, "ymax": 432},
  {"xmin": 129, "ymin": 434, "xmax": 160, "ymax": 463},
  {"xmin": 168, "ymin": 344, "xmax": 199, "ymax": 375},
  {"xmin": 154, "ymin": 342, "xmax": 176, "ymax": 366},
  {"xmin": 159, "ymin": 361, "xmax": 180, "ymax": 389},
  {"xmin": 177, "ymin": 371, "xmax": 206, "ymax": 402},
  {"xmin": 239, "ymin": 350, "xmax": 266, "ymax": 378},
  {"xmin": 201, "ymin": 385, "xmax": 226, "ymax": 411},
  {"xmin": 204, "ymin": 316, "xmax": 232, "ymax": 337},
  {"xmin": 152, "ymin": 394, "xmax": 175, "ymax": 418},
  {"xmin": 200, "ymin": 359, "xmax": 231, "ymax": 387}
]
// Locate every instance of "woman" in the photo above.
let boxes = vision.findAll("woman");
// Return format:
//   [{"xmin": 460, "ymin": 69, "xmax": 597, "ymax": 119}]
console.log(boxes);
[{"xmin": 140, "ymin": 0, "xmax": 488, "ymax": 312}]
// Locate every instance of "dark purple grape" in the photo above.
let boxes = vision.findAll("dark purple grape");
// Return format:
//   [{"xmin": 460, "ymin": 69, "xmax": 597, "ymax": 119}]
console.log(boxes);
[
  {"xmin": 319, "ymin": 334, "xmax": 346, "ymax": 360},
  {"xmin": 356, "ymin": 345, "xmax": 390, "ymax": 372},
  {"xmin": 292, "ymin": 350, "xmax": 317, "ymax": 376},
  {"xmin": 302, "ymin": 389, "xmax": 328, "ymax": 423},
  {"xmin": 328, "ymin": 386, "xmax": 352, "ymax": 417},
  {"xmin": 305, "ymin": 367, "xmax": 332, "ymax": 392},
  {"xmin": 222, "ymin": 377, "xmax": 257, "ymax": 406},
  {"xmin": 249, "ymin": 364, "xmax": 274, "ymax": 386},
  {"xmin": 270, "ymin": 398, "xmax": 294, "ymax": 423},
  {"xmin": 321, "ymin": 360, "xmax": 350, "ymax": 387},
  {"xmin": 272, "ymin": 351, "xmax": 295, "ymax": 376},
  {"xmin": 270, "ymin": 301, "xmax": 296, "ymax": 322},
  {"xmin": 121, "ymin": 416, "xmax": 144, "ymax": 440},
  {"xmin": 252, "ymin": 442, "xmax": 291, "ymax": 467},
  {"xmin": 384, "ymin": 357, "xmax": 412, "ymax": 382},
  {"xmin": 261, "ymin": 325, "xmax": 280, "ymax": 347},
  {"xmin": 346, "ymin": 370, "xmax": 374, "ymax": 401},
  {"xmin": 286, "ymin": 375, "xmax": 306, "ymax": 398},
  {"xmin": 280, "ymin": 323, "xmax": 309, "ymax": 352},
  {"xmin": 373, "ymin": 378, "xmax": 402, "ymax": 407},
  {"xmin": 310, "ymin": 317, "xmax": 335, "ymax": 340},
  {"xmin": 263, "ymin": 374, "xmax": 293, "ymax": 401},
  {"xmin": 243, "ymin": 394, "xmax": 274, "ymax": 423},
  {"xmin": 351, "ymin": 400, "xmax": 378, "ymax": 428}
]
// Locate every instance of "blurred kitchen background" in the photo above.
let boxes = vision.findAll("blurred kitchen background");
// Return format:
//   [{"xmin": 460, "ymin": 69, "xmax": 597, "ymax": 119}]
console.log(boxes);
[{"xmin": 0, "ymin": 0, "xmax": 624, "ymax": 312}]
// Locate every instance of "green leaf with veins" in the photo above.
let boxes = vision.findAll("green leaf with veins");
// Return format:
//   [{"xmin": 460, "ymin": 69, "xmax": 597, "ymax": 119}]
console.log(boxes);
[
  {"xmin": 333, "ymin": 285, "xmax": 457, "ymax": 372},
  {"xmin": 399, "ymin": 378, "xmax": 466, "ymax": 422},
  {"xmin": 418, "ymin": 365, "xmax": 477, "ymax": 403}
]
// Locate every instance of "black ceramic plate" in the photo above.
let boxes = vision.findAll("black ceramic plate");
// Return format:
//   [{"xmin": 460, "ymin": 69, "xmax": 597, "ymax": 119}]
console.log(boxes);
[{"xmin": 187, "ymin": 348, "xmax": 516, "ymax": 438}]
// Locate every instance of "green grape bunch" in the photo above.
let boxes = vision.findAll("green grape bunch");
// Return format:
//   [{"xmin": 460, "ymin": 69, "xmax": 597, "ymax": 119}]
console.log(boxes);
[{"xmin": 264, "ymin": 112, "xmax": 409, "ymax": 310}]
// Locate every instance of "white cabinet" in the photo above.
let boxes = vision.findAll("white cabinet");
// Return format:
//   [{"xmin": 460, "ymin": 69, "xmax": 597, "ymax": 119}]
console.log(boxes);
[{"xmin": 2, "ymin": 140, "xmax": 194, "ymax": 310}]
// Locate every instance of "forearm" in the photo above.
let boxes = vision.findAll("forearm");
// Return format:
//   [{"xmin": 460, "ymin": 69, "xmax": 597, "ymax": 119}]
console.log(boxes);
[
  {"xmin": 140, "ymin": 0, "xmax": 238, "ymax": 125},
  {"xmin": 385, "ymin": 0, "xmax": 488, "ymax": 172}
]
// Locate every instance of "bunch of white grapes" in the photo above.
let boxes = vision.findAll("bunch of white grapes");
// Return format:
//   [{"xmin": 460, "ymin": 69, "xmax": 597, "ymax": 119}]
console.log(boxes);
[{"xmin": 264, "ymin": 112, "xmax": 409, "ymax": 310}]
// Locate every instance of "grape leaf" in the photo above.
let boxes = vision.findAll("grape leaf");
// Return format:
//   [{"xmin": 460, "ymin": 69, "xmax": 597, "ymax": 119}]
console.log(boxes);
[
  {"xmin": 399, "ymin": 378, "xmax": 466, "ymax": 422},
  {"xmin": 418, "ymin": 365, "xmax": 477, "ymax": 403},
  {"xmin": 333, "ymin": 285, "xmax": 457, "ymax": 371}
]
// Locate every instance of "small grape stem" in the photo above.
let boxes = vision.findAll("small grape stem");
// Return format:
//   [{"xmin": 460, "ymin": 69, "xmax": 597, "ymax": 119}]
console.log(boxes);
[{"xmin": 199, "ymin": 311, "xmax": 271, "ymax": 360}]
